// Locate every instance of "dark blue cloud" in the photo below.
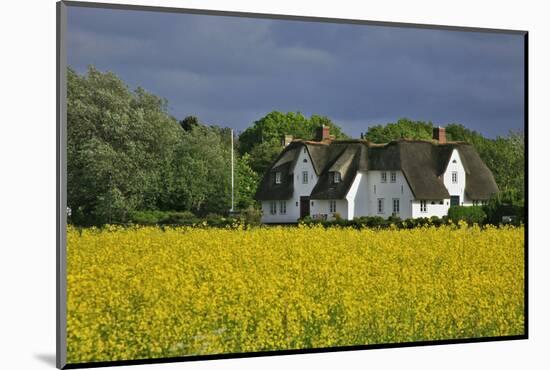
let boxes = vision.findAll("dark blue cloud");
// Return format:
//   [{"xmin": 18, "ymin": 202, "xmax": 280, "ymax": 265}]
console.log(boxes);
[{"xmin": 67, "ymin": 6, "xmax": 525, "ymax": 138}]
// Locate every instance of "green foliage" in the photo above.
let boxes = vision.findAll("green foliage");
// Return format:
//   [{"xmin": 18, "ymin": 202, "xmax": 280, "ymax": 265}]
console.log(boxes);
[
  {"xmin": 68, "ymin": 67, "xmax": 238, "ymax": 225},
  {"xmin": 448, "ymin": 206, "xmax": 487, "ymax": 225},
  {"xmin": 363, "ymin": 118, "xmax": 433, "ymax": 143},
  {"xmin": 238, "ymin": 111, "xmax": 349, "ymax": 175},
  {"xmin": 301, "ymin": 215, "xmax": 451, "ymax": 229},
  {"xmin": 483, "ymin": 190, "xmax": 524, "ymax": 225},
  {"xmin": 236, "ymin": 153, "xmax": 260, "ymax": 209},
  {"xmin": 159, "ymin": 124, "xmax": 232, "ymax": 215},
  {"xmin": 238, "ymin": 206, "xmax": 262, "ymax": 226},
  {"xmin": 68, "ymin": 66, "xmax": 182, "ymax": 225}
]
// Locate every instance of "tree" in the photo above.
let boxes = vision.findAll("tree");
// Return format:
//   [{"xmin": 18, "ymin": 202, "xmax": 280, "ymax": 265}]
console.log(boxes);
[
  {"xmin": 67, "ymin": 66, "xmax": 181, "ymax": 225},
  {"xmin": 235, "ymin": 153, "xmax": 260, "ymax": 209},
  {"xmin": 179, "ymin": 115, "xmax": 199, "ymax": 131},
  {"xmin": 238, "ymin": 111, "xmax": 349, "ymax": 175},
  {"xmin": 363, "ymin": 118, "xmax": 433, "ymax": 143},
  {"xmin": 159, "ymin": 124, "xmax": 232, "ymax": 215}
]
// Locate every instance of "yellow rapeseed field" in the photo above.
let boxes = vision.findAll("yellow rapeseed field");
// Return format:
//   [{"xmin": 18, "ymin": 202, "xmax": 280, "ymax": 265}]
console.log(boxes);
[{"xmin": 66, "ymin": 224, "xmax": 524, "ymax": 363}]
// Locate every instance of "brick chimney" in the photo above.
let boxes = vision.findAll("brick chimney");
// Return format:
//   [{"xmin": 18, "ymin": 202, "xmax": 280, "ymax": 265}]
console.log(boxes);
[
  {"xmin": 315, "ymin": 125, "xmax": 330, "ymax": 141},
  {"xmin": 432, "ymin": 126, "xmax": 446, "ymax": 144},
  {"xmin": 281, "ymin": 134, "xmax": 294, "ymax": 147}
]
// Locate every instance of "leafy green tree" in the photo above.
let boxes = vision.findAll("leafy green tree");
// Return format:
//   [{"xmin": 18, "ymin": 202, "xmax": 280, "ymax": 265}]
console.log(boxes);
[
  {"xmin": 67, "ymin": 66, "xmax": 181, "ymax": 225},
  {"xmin": 235, "ymin": 153, "xmax": 260, "ymax": 209},
  {"xmin": 238, "ymin": 111, "xmax": 348, "ymax": 175},
  {"xmin": 160, "ymin": 125, "xmax": 232, "ymax": 215},
  {"xmin": 363, "ymin": 118, "xmax": 433, "ymax": 142},
  {"xmin": 238, "ymin": 111, "xmax": 348, "ymax": 153}
]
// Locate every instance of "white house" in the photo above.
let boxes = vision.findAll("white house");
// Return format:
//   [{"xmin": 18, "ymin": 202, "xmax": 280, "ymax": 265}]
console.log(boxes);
[{"xmin": 255, "ymin": 126, "xmax": 498, "ymax": 223}]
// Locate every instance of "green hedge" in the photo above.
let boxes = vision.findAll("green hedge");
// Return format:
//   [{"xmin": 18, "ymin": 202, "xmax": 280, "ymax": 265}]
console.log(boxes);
[
  {"xmin": 300, "ymin": 215, "xmax": 452, "ymax": 229},
  {"xmin": 447, "ymin": 206, "xmax": 487, "ymax": 225},
  {"xmin": 128, "ymin": 208, "xmax": 262, "ymax": 228}
]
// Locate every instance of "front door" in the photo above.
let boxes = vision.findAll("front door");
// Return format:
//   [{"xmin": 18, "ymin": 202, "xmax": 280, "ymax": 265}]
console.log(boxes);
[
  {"xmin": 300, "ymin": 196, "xmax": 310, "ymax": 219},
  {"xmin": 450, "ymin": 196, "xmax": 460, "ymax": 207}
]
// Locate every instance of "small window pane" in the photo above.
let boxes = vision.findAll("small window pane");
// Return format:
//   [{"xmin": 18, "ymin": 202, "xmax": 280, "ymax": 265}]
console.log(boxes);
[
  {"xmin": 279, "ymin": 201, "xmax": 286, "ymax": 214},
  {"xmin": 452, "ymin": 171, "xmax": 458, "ymax": 184},
  {"xmin": 377, "ymin": 198, "xmax": 384, "ymax": 214},
  {"xmin": 393, "ymin": 198, "xmax": 400, "ymax": 214}
]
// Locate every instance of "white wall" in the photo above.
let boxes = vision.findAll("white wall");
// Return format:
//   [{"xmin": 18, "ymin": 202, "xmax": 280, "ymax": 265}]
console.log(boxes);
[
  {"xmin": 260, "ymin": 145, "xmax": 318, "ymax": 223},
  {"xmin": 346, "ymin": 171, "xmax": 368, "ymax": 219},
  {"xmin": 411, "ymin": 199, "xmax": 450, "ymax": 218},
  {"xmin": 443, "ymin": 149, "xmax": 470, "ymax": 206},
  {"xmin": 310, "ymin": 199, "xmax": 348, "ymax": 221},
  {"xmin": 365, "ymin": 170, "xmax": 414, "ymax": 219}
]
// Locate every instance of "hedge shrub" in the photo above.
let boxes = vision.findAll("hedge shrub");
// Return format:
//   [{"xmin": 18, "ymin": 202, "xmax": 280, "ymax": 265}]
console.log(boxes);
[{"xmin": 447, "ymin": 206, "xmax": 486, "ymax": 225}]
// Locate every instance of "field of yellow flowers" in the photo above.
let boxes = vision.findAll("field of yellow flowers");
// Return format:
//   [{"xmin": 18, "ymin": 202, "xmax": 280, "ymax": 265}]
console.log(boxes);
[{"xmin": 66, "ymin": 224, "xmax": 524, "ymax": 363}]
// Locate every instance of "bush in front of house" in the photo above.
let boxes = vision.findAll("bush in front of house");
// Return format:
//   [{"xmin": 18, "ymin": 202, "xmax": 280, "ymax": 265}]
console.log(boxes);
[
  {"xmin": 447, "ymin": 205, "xmax": 487, "ymax": 225},
  {"xmin": 238, "ymin": 206, "xmax": 262, "ymax": 226},
  {"xmin": 130, "ymin": 210, "xmax": 199, "ymax": 226},
  {"xmin": 483, "ymin": 190, "xmax": 524, "ymax": 226}
]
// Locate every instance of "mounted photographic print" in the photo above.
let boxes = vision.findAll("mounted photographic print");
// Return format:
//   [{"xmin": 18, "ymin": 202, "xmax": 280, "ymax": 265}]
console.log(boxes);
[{"xmin": 56, "ymin": 1, "xmax": 528, "ymax": 368}]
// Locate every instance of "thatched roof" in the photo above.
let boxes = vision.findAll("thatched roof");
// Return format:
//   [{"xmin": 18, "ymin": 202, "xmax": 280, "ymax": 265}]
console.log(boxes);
[{"xmin": 254, "ymin": 139, "xmax": 498, "ymax": 201}]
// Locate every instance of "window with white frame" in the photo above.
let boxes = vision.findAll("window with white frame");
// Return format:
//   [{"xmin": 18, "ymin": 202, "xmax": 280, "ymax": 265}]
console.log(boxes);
[
  {"xmin": 381, "ymin": 172, "xmax": 387, "ymax": 183},
  {"xmin": 452, "ymin": 171, "xmax": 458, "ymax": 184},
  {"xmin": 333, "ymin": 172, "xmax": 341, "ymax": 183},
  {"xmin": 377, "ymin": 198, "xmax": 384, "ymax": 214},
  {"xmin": 329, "ymin": 200, "xmax": 337, "ymax": 213},
  {"xmin": 279, "ymin": 201, "xmax": 286, "ymax": 214},
  {"xmin": 420, "ymin": 200, "xmax": 427, "ymax": 212},
  {"xmin": 270, "ymin": 201, "xmax": 277, "ymax": 215},
  {"xmin": 275, "ymin": 171, "xmax": 281, "ymax": 184},
  {"xmin": 302, "ymin": 171, "xmax": 308, "ymax": 184},
  {"xmin": 393, "ymin": 198, "xmax": 400, "ymax": 214},
  {"xmin": 390, "ymin": 171, "xmax": 397, "ymax": 183}
]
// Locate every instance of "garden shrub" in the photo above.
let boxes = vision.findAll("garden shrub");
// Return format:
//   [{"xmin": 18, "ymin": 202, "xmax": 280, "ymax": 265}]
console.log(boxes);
[{"xmin": 448, "ymin": 206, "xmax": 486, "ymax": 225}]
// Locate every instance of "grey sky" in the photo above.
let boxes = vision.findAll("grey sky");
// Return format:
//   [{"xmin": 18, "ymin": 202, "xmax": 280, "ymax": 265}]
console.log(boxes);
[{"xmin": 67, "ymin": 6, "xmax": 525, "ymax": 138}]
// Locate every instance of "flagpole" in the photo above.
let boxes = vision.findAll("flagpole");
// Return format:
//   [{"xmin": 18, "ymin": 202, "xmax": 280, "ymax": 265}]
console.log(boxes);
[{"xmin": 230, "ymin": 129, "xmax": 234, "ymax": 213}]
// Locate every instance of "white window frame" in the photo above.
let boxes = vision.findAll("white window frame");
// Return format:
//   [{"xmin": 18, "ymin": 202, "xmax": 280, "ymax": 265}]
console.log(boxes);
[
  {"xmin": 333, "ymin": 172, "xmax": 341, "ymax": 183},
  {"xmin": 381, "ymin": 172, "xmax": 387, "ymax": 183},
  {"xmin": 329, "ymin": 200, "xmax": 337, "ymax": 213},
  {"xmin": 393, "ymin": 198, "xmax": 400, "ymax": 215},
  {"xmin": 390, "ymin": 171, "xmax": 397, "ymax": 183},
  {"xmin": 452, "ymin": 171, "xmax": 458, "ymax": 184},
  {"xmin": 279, "ymin": 201, "xmax": 286, "ymax": 214},
  {"xmin": 275, "ymin": 171, "xmax": 281, "ymax": 184},
  {"xmin": 270, "ymin": 201, "xmax": 277, "ymax": 215},
  {"xmin": 420, "ymin": 200, "xmax": 427, "ymax": 213},
  {"xmin": 302, "ymin": 171, "xmax": 308, "ymax": 184},
  {"xmin": 377, "ymin": 198, "xmax": 384, "ymax": 214}
]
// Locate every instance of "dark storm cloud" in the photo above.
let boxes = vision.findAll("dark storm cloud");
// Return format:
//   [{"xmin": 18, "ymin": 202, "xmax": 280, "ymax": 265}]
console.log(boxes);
[{"xmin": 67, "ymin": 6, "xmax": 525, "ymax": 138}]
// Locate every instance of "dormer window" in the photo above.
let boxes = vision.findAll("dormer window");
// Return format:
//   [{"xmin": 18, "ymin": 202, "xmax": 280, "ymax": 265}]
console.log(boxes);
[
  {"xmin": 275, "ymin": 171, "xmax": 281, "ymax": 184},
  {"xmin": 333, "ymin": 172, "xmax": 341, "ymax": 184}
]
